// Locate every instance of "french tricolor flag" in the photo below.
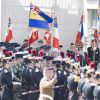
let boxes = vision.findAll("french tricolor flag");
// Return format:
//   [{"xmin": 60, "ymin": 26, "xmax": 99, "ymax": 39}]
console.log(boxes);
[
  {"xmin": 53, "ymin": 17, "xmax": 60, "ymax": 49},
  {"xmin": 75, "ymin": 14, "xmax": 84, "ymax": 44}
]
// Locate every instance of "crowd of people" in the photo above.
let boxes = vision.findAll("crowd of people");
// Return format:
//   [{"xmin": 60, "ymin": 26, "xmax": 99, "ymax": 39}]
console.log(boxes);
[{"xmin": 0, "ymin": 39, "xmax": 99, "ymax": 100}]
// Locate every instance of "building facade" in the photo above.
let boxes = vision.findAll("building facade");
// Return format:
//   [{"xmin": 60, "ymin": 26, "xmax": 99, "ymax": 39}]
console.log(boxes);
[{"xmin": 1, "ymin": 0, "xmax": 99, "ymax": 51}]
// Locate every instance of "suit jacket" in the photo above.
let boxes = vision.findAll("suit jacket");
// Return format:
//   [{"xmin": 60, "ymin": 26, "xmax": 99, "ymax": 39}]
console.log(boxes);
[{"xmin": 87, "ymin": 47, "xmax": 100, "ymax": 62}]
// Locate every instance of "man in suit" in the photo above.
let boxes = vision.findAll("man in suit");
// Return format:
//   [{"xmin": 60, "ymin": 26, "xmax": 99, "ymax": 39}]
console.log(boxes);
[
  {"xmin": 66, "ymin": 43, "xmax": 76, "ymax": 60},
  {"xmin": 87, "ymin": 39, "xmax": 100, "ymax": 70},
  {"xmin": 39, "ymin": 66, "xmax": 57, "ymax": 100}
]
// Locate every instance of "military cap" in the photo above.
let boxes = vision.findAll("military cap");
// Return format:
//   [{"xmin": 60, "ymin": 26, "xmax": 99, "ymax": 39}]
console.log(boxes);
[
  {"xmin": 51, "ymin": 48, "xmax": 60, "ymax": 53},
  {"xmin": 2, "ymin": 57, "xmax": 12, "ymax": 64},
  {"xmin": 61, "ymin": 60, "xmax": 71, "ymax": 68},
  {"xmin": 59, "ymin": 45, "xmax": 63, "ymax": 48},
  {"xmin": 23, "ymin": 39, "xmax": 28, "ymax": 42},
  {"xmin": 24, "ymin": 58, "xmax": 32, "ymax": 64},
  {"xmin": 44, "ymin": 67, "xmax": 55, "ymax": 70},
  {"xmin": 38, "ymin": 40, "xmax": 43, "ymax": 43},
  {"xmin": 72, "ymin": 63, "xmax": 80, "ymax": 69},
  {"xmin": 43, "ymin": 45, "xmax": 51, "ymax": 51},
  {"xmin": 10, "ymin": 42, "xmax": 20, "ymax": 48},
  {"xmin": 14, "ymin": 51, "xmax": 28, "ymax": 59},
  {"xmin": 15, "ymin": 54, "xmax": 23, "ymax": 59},
  {"xmin": 52, "ymin": 60, "xmax": 62, "ymax": 65},
  {"xmin": 43, "ymin": 56, "xmax": 54, "ymax": 61},
  {"xmin": 23, "ymin": 54, "xmax": 31, "ymax": 59}
]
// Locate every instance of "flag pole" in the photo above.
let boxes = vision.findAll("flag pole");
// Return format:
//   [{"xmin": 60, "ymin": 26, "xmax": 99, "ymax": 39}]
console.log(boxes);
[{"xmin": 28, "ymin": 0, "xmax": 33, "ymax": 47}]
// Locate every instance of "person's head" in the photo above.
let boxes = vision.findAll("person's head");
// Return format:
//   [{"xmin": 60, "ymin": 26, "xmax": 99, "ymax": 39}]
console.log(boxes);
[
  {"xmin": 95, "ymin": 70, "xmax": 100, "ymax": 84},
  {"xmin": 91, "ymin": 39, "xmax": 97, "ymax": 48},
  {"xmin": 70, "ymin": 43, "xmax": 75, "ymax": 51},
  {"xmin": 24, "ymin": 58, "xmax": 33, "ymax": 68},
  {"xmin": 59, "ymin": 45, "xmax": 63, "ymax": 50},
  {"xmin": 15, "ymin": 54, "xmax": 23, "ymax": 64},
  {"xmin": 38, "ymin": 40, "xmax": 43, "ymax": 47},
  {"xmin": 72, "ymin": 63, "xmax": 80, "ymax": 75},
  {"xmin": 51, "ymin": 48, "xmax": 60, "ymax": 57},
  {"xmin": 3, "ymin": 59, "xmax": 11, "ymax": 69},
  {"xmin": 87, "ymin": 69, "xmax": 95, "ymax": 82},
  {"xmin": 43, "ymin": 67, "xmax": 55, "ymax": 79},
  {"xmin": 23, "ymin": 39, "xmax": 28, "ymax": 45}
]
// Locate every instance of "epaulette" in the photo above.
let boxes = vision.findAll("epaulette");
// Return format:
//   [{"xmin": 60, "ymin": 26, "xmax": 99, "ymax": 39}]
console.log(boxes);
[
  {"xmin": 35, "ymin": 68, "xmax": 39, "ymax": 72},
  {"xmin": 58, "ymin": 70, "xmax": 61, "ymax": 74},
  {"xmin": 4, "ymin": 69, "xmax": 8, "ymax": 73},
  {"xmin": 29, "ymin": 68, "xmax": 32, "ymax": 72},
  {"xmin": 0, "ymin": 67, "xmax": 2, "ymax": 71},
  {"xmin": 64, "ymin": 71, "xmax": 67, "ymax": 75}
]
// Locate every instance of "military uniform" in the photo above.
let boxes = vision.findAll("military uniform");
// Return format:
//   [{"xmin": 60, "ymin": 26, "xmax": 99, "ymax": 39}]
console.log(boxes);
[
  {"xmin": 67, "ymin": 74, "xmax": 79, "ymax": 100},
  {"xmin": 82, "ymin": 82, "xmax": 95, "ymax": 100},
  {"xmin": 1, "ymin": 68, "xmax": 14, "ymax": 100},
  {"xmin": 39, "ymin": 70, "xmax": 57, "ymax": 100},
  {"xmin": 93, "ymin": 85, "xmax": 100, "ymax": 100},
  {"xmin": 54, "ymin": 69, "xmax": 69, "ymax": 100},
  {"xmin": 22, "ymin": 67, "xmax": 30, "ymax": 100}
]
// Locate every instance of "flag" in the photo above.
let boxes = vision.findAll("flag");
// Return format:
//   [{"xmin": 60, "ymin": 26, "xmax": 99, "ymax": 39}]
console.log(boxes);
[
  {"xmin": 75, "ymin": 14, "xmax": 84, "ymax": 44},
  {"xmin": 5, "ymin": 17, "xmax": 13, "ymax": 43},
  {"xmin": 94, "ymin": 29, "xmax": 99, "ymax": 40},
  {"xmin": 28, "ymin": 28, "xmax": 38, "ymax": 45},
  {"xmin": 53, "ymin": 17, "xmax": 60, "ymax": 49},
  {"xmin": 29, "ymin": 4, "xmax": 53, "ymax": 29},
  {"xmin": 44, "ymin": 30, "xmax": 51, "ymax": 45}
]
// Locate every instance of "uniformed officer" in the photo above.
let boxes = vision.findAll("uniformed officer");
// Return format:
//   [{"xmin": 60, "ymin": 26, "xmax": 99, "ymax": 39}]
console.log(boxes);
[
  {"xmin": 1, "ymin": 58, "xmax": 14, "ymax": 100},
  {"xmin": 93, "ymin": 70, "xmax": 100, "ymax": 100},
  {"xmin": 67, "ymin": 63, "xmax": 80, "ymax": 100},
  {"xmin": 82, "ymin": 69, "xmax": 95, "ymax": 100},
  {"xmin": 53, "ymin": 60, "xmax": 69, "ymax": 100},
  {"xmin": 21, "ymin": 58, "xmax": 33, "ymax": 100},
  {"xmin": 39, "ymin": 66, "xmax": 57, "ymax": 100}
]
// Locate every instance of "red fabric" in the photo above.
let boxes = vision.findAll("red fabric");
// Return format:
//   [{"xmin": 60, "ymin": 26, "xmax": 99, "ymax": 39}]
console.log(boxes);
[
  {"xmin": 5, "ymin": 29, "xmax": 13, "ymax": 42},
  {"xmin": 28, "ymin": 30, "xmax": 38, "ymax": 45},
  {"xmin": 31, "ymin": 50, "xmax": 36, "ymax": 56},
  {"xmin": 86, "ymin": 58, "xmax": 91, "ymax": 65},
  {"xmin": 71, "ymin": 54, "xmax": 74, "ymax": 59},
  {"xmin": 94, "ymin": 29, "xmax": 99, "ymax": 40},
  {"xmin": 44, "ymin": 30, "xmax": 51, "ymax": 45},
  {"xmin": 28, "ymin": 49, "xmax": 32, "ymax": 54},
  {"xmin": 2, "ymin": 49, "xmax": 6, "ymax": 54},
  {"xmin": 67, "ymin": 51, "xmax": 71, "ymax": 58},
  {"xmin": 77, "ymin": 55, "xmax": 81, "ymax": 62},
  {"xmin": 53, "ymin": 37, "xmax": 60, "ymax": 49},
  {"xmin": 60, "ymin": 52, "xmax": 64, "ymax": 58},
  {"xmin": 90, "ymin": 62, "xmax": 95, "ymax": 68},
  {"xmin": 39, "ymin": 50, "xmax": 44, "ymax": 57},
  {"xmin": 6, "ymin": 51, "xmax": 13, "ymax": 56}
]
